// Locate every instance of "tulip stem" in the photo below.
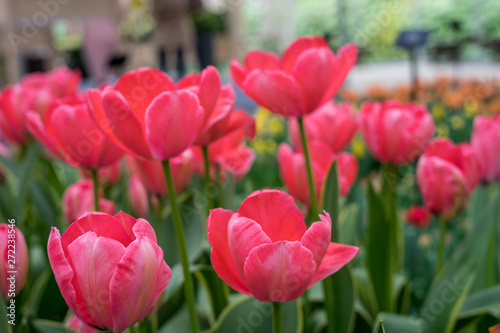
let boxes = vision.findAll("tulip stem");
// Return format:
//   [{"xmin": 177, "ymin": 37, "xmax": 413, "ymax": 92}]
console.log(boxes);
[
  {"xmin": 91, "ymin": 168, "xmax": 100, "ymax": 211},
  {"xmin": 162, "ymin": 160, "xmax": 199, "ymax": 333},
  {"xmin": 272, "ymin": 302, "xmax": 282, "ymax": 333},
  {"xmin": 297, "ymin": 117, "xmax": 318, "ymax": 224},
  {"xmin": 436, "ymin": 218, "xmax": 447, "ymax": 273},
  {"xmin": 202, "ymin": 145, "xmax": 214, "ymax": 211}
]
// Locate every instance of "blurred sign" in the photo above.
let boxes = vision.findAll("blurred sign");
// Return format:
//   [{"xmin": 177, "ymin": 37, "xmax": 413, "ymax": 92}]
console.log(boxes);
[{"xmin": 395, "ymin": 30, "xmax": 431, "ymax": 50}]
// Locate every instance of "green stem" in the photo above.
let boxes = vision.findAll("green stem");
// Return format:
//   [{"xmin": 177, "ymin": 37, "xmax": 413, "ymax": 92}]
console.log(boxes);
[
  {"xmin": 91, "ymin": 168, "xmax": 100, "ymax": 211},
  {"xmin": 436, "ymin": 218, "xmax": 447, "ymax": 273},
  {"xmin": 298, "ymin": 117, "xmax": 318, "ymax": 224},
  {"xmin": 202, "ymin": 145, "xmax": 214, "ymax": 211},
  {"xmin": 272, "ymin": 302, "xmax": 282, "ymax": 333},
  {"xmin": 162, "ymin": 160, "xmax": 199, "ymax": 333},
  {"xmin": 155, "ymin": 196, "xmax": 164, "ymax": 243}
]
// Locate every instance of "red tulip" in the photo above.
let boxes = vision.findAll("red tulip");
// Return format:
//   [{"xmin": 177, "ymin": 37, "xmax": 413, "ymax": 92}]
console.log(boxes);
[
  {"xmin": 26, "ymin": 95, "xmax": 124, "ymax": 168},
  {"xmin": 126, "ymin": 149, "xmax": 193, "ymax": 198},
  {"xmin": 230, "ymin": 36, "xmax": 357, "ymax": 117},
  {"xmin": 416, "ymin": 138, "xmax": 480, "ymax": 220},
  {"xmin": 90, "ymin": 68, "xmax": 204, "ymax": 160},
  {"xmin": 0, "ymin": 224, "xmax": 29, "ymax": 300},
  {"xmin": 288, "ymin": 101, "xmax": 358, "ymax": 152},
  {"xmin": 405, "ymin": 206, "xmax": 431, "ymax": 229},
  {"xmin": 48, "ymin": 212, "xmax": 171, "ymax": 332},
  {"xmin": 471, "ymin": 115, "xmax": 500, "ymax": 183},
  {"xmin": 360, "ymin": 100, "xmax": 435, "ymax": 165},
  {"xmin": 129, "ymin": 174, "xmax": 149, "ymax": 217},
  {"xmin": 46, "ymin": 66, "xmax": 81, "ymax": 98},
  {"xmin": 63, "ymin": 180, "xmax": 116, "ymax": 223},
  {"xmin": 80, "ymin": 161, "xmax": 122, "ymax": 187},
  {"xmin": 278, "ymin": 142, "xmax": 358, "ymax": 206},
  {"xmin": 193, "ymin": 126, "xmax": 255, "ymax": 182},
  {"xmin": 207, "ymin": 190, "xmax": 359, "ymax": 302}
]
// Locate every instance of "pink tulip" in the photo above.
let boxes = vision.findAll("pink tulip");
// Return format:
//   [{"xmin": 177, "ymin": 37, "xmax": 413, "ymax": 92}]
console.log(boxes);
[
  {"xmin": 129, "ymin": 174, "xmax": 149, "ymax": 217},
  {"xmin": 80, "ymin": 161, "xmax": 122, "ymax": 187},
  {"xmin": 45, "ymin": 66, "xmax": 81, "ymax": 98},
  {"xmin": 63, "ymin": 180, "xmax": 116, "ymax": 223},
  {"xmin": 471, "ymin": 115, "xmax": 500, "ymax": 183},
  {"xmin": 0, "ymin": 224, "xmax": 29, "ymax": 300},
  {"xmin": 278, "ymin": 142, "xmax": 358, "ymax": 207},
  {"xmin": 359, "ymin": 100, "xmax": 435, "ymax": 165},
  {"xmin": 416, "ymin": 138, "xmax": 481, "ymax": 220},
  {"xmin": 490, "ymin": 324, "xmax": 500, "ymax": 333},
  {"xmin": 207, "ymin": 190, "xmax": 359, "ymax": 302},
  {"xmin": 405, "ymin": 206, "xmax": 431, "ymax": 229},
  {"xmin": 48, "ymin": 212, "xmax": 171, "ymax": 332},
  {"xmin": 26, "ymin": 95, "xmax": 124, "ymax": 168},
  {"xmin": 230, "ymin": 36, "xmax": 357, "ymax": 117},
  {"xmin": 67, "ymin": 313, "xmax": 97, "ymax": 333},
  {"xmin": 89, "ymin": 68, "xmax": 204, "ymax": 160},
  {"xmin": 192, "ymin": 126, "xmax": 255, "ymax": 182},
  {"xmin": 288, "ymin": 101, "xmax": 358, "ymax": 152},
  {"xmin": 126, "ymin": 149, "xmax": 193, "ymax": 197}
]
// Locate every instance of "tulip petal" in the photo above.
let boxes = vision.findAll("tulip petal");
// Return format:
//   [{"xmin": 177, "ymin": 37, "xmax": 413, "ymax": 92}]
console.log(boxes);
[
  {"xmin": 207, "ymin": 209, "xmax": 250, "ymax": 294},
  {"xmin": 132, "ymin": 218, "xmax": 157, "ymax": 243},
  {"xmin": 244, "ymin": 51, "xmax": 280, "ymax": 70},
  {"xmin": 241, "ymin": 70, "xmax": 303, "ymax": 117},
  {"xmin": 145, "ymin": 90, "xmax": 204, "ymax": 160},
  {"xmin": 237, "ymin": 189, "xmax": 306, "ymax": 241},
  {"xmin": 228, "ymin": 215, "xmax": 272, "ymax": 279},
  {"xmin": 300, "ymin": 213, "xmax": 331, "ymax": 268},
  {"xmin": 25, "ymin": 111, "xmax": 68, "ymax": 162},
  {"xmin": 229, "ymin": 60, "xmax": 247, "ymax": 87},
  {"xmin": 110, "ymin": 236, "xmax": 171, "ymax": 332},
  {"xmin": 66, "ymin": 232, "xmax": 126, "ymax": 331},
  {"xmin": 217, "ymin": 145, "xmax": 255, "ymax": 178},
  {"xmin": 243, "ymin": 241, "xmax": 316, "ymax": 302},
  {"xmin": 197, "ymin": 65, "xmax": 221, "ymax": 118},
  {"xmin": 222, "ymin": 109, "xmax": 256, "ymax": 140},
  {"xmin": 102, "ymin": 90, "xmax": 153, "ymax": 158},
  {"xmin": 308, "ymin": 242, "xmax": 359, "ymax": 287},
  {"xmin": 47, "ymin": 228, "xmax": 80, "ymax": 318},
  {"xmin": 280, "ymin": 36, "xmax": 329, "ymax": 72}
]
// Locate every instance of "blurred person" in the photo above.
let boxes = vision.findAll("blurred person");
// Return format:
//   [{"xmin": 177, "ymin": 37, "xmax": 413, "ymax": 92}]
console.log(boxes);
[{"xmin": 152, "ymin": 0, "xmax": 196, "ymax": 78}]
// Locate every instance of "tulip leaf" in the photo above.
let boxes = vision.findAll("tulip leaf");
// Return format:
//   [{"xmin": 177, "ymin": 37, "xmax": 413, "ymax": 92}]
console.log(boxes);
[
  {"xmin": 0, "ymin": 295, "xmax": 11, "ymax": 333},
  {"xmin": 353, "ymin": 267, "xmax": 379, "ymax": 319},
  {"xmin": 419, "ymin": 190, "xmax": 498, "ymax": 333},
  {"xmin": 322, "ymin": 161, "xmax": 339, "ymax": 241},
  {"xmin": 194, "ymin": 267, "xmax": 229, "ymax": 322},
  {"xmin": 203, "ymin": 296, "xmax": 302, "ymax": 333},
  {"xmin": 373, "ymin": 320, "xmax": 385, "ymax": 333},
  {"xmin": 322, "ymin": 266, "xmax": 356, "ymax": 333},
  {"xmin": 31, "ymin": 319, "xmax": 73, "ymax": 333},
  {"xmin": 339, "ymin": 203, "xmax": 360, "ymax": 246},
  {"xmin": 458, "ymin": 284, "xmax": 500, "ymax": 319},
  {"xmin": 21, "ymin": 268, "xmax": 51, "ymax": 320},
  {"xmin": 373, "ymin": 313, "xmax": 423, "ymax": 333}
]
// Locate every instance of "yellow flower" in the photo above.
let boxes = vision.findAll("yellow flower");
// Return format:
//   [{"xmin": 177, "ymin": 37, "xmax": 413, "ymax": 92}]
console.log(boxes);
[
  {"xmin": 255, "ymin": 107, "xmax": 271, "ymax": 134},
  {"xmin": 269, "ymin": 118, "xmax": 284, "ymax": 136},
  {"xmin": 351, "ymin": 135, "xmax": 366, "ymax": 158},
  {"xmin": 450, "ymin": 115, "xmax": 465, "ymax": 131},
  {"xmin": 464, "ymin": 99, "xmax": 478, "ymax": 118},
  {"xmin": 436, "ymin": 123, "xmax": 450, "ymax": 137},
  {"xmin": 431, "ymin": 103, "xmax": 446, "ymax": 120}
]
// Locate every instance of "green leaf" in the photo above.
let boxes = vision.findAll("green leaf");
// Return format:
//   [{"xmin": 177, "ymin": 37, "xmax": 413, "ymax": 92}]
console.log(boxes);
[
  {"xmin": 194, "ymin": 267, "xmax": 229, "ymax": 322},
  {"xmin": 322, "ymin": 266, "xmax": 356, "ymax": 333},
  {"xmin": 458, "ymin": 284, "xmax": 500, "ymax": 319},
  {"xmin": 322, "ymin": 161, "xmax": 339, "ymax": 241},
  {"xmin": 21, "ymin": 269, "xmax": 51, "ymax": 320},
  {"xmin": 374, "ymin": 320, "xmax": 385, "ymax": 333},
  {"xmin": 419, "ymin": 190, "xmax": 498, "ymax": 333},
  {"xmin": 339, "ymin": 203, "xmax": 360, "ymax": 246},
  {"xmin": 0, "ymin": 295, "xmax": 12, "ymax": 333},
  {"xmin": 31, "ymin": 319, "xmax": 73, "ymax": 333},
  {"xmin": 373, "ymin": 313, "xmax": 423, "ymax": 333},
  {"xmin": 366, "ymin": 182, "xmax": 393, "ymax": 312},
  {"xmin": 353, "ymin": 267, "xmax": 379, "ymax": 319},
  {"xmin": 204, "ymin": 296, "xmax": 302, "ymax": 333}
]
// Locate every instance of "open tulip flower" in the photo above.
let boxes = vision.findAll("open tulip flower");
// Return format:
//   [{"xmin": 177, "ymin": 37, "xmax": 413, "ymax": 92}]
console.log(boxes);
[
  {"xmin": 26, "ymin": 95, "xmax": 124, "ymax": 169},
  {"xmin": 288, "ymin": 101, "xmax": 358, "ymax": 152},
  {"xmin": 0, "ymin": 224, "xmax": 29, "ymax": 300},
  {"xmin": 89, "ymin": 67, "xmax": 205, "ymax": 160},
  {"xmin": 48, "ymin": 212, "xmax": 171, "ymax": 332},
  {"xmin": 278, "ymin": 141, "xmax": 358, "ymax": 207},
  {"xmin": 360, "ymin": 100, "xmax": 435, "ymax": 165},
  {"xmin": 417, "ymin": 138, "xmax": 481, "ymax": 220},
  {"xmin": 471, "ymin": 114, "xmax": 500, "ymax": 183},
  {"xmin": 207, "ymin": 190, "xmax": 359, "ymax": 302},
  {"xmin": 230, "ymin": 36, "xmax": 357, "ymax": 117}
]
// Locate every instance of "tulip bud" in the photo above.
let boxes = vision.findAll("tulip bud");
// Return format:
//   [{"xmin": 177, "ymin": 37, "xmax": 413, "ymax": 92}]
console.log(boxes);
[
  {"xmin": 405, "ymin": 206, "xmax": 431, "ymax": 229},
  {"xmin": 471, "ymin": 115, "xmax": 500, "ymax": 183},
  {"xmin": 129, "ymin": 174, "xmax": 149, "ymax": 217},
  {"xmin": 63, "ymin": 180, "xmax": 116, "ymax": 223},
  {"xmin": 0, "ymin": 224, "xmax": 29, "ymax": 300}
]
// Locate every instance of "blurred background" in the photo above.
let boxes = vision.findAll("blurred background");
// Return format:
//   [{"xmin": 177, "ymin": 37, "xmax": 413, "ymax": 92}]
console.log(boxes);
[{"xmin": 0, "ymin": 0, "xmax": 500, "ymax": 92}]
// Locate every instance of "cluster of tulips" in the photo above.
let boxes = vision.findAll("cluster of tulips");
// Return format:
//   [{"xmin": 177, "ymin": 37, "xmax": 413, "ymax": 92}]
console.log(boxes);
[{"xmin": 1, "ymin": 35, "xmax": 500, "ymax": 333}]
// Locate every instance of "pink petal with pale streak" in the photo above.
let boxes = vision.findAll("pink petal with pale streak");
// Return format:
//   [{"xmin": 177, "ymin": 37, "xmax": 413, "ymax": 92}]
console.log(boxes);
[
  {"xmin": 243, "ymin": 241, "xmax": 316, "ymax": 302},
  {"xmin": 227, "ymin": 215, "xmax": 272, "ymax": 279},
  {"xmin": 308, "ymin": 242, "xmax": 359, "ymax": 287},
  {"xmin": 244, "ymin": 50, "xmax": 280, "ymax": 70},
  {"xmin": 47, "ymin": 228, "xmax": 80, "ymax": 318},
  {"xmin": 61, "ymin": 212, "xmax": 134, "ymax": 253},
  {"xmin": 25, "ymin": 111, "xmax": 68, "ymax": 162},
  {"xmin": 237, "ymin": 189, "xmax": 306, "ymax": 242},
  {"xmin": 292, "ymin": 48, "xmax": 337, "ymax": 113},
  {"xmin": 300, "ymin": 213, "xmax": 332, "ymax": 268},
  {"xmin": 229, "ymin": 60, "xmax": 247, "ymax": 87},
  {"xmin": 102, "ymin": 90, "xmax": 153, "ymax": 159},
  {"xmin": 280, "ymin": 36, "xmax": 329, "ymax": 72},
  {"xmin": 109, "ymin": 236, "xmax": 171, "ymax": 332},
  {"xmin": 241, "ymin": 70, "xmax": 303, "ymax": 117},
  {"xmin": 207, "ymin": 209, "xmax": 251, "ymax": 295},
  {"xmin": 318, "ymin": 44, "xmax": 357, "ymax": 106},
  {"xmin": 197, "ymin": 66, "xmax": 221, "ymax": 119},
  {"xmin": 87, "ymin": 89, "xmax": 132, "ymax": 154},
  {"xmin": 114, "ymin": 67, "xmax": 175, "ymax": 122},
  {"xmin": 132, "ymin": 218, "xmax": 157, "ymax": 243},
  {"xmin": 145, "ymin": 90, "xmax": 204, "ymax": 160},
  {"xmin": 66, "ymin": 232, "xmax": 126, "ymax": 331}
]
